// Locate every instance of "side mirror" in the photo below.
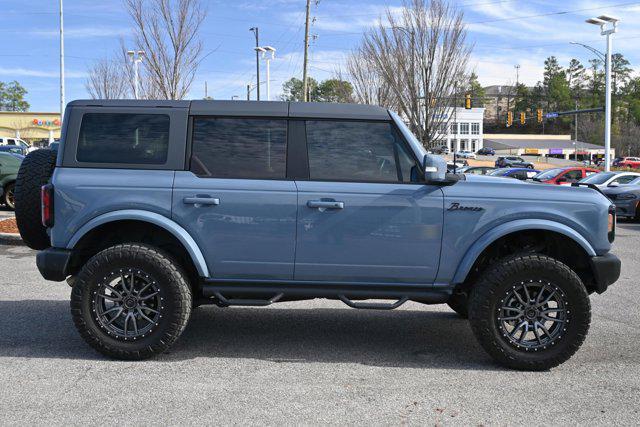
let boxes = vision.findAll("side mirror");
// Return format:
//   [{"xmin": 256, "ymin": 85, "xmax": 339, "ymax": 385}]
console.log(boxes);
[
  {"xmin": 557, "ymin": 177, "xmax": 567, "ymax": 183},
  {"xmin": 608, "ymin": 181, "xmax": 620, "ymax": 187},
  {"xmin": 423, "ymin": 154, "xmax": 447, "ymax": 182}
]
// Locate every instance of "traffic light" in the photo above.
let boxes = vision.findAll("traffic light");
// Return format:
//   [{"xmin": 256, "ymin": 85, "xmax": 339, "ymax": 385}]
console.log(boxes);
[
  {"xmin": 537, "ymin": 109, "xmax": 543, "ymax": 123},
  {"xmin": 465, "ymin": 94, "xmax": 471, "ymax": 109},
  {"xmin": 507, "ymin": 111, "xmax": 513, "ymax": 127},
  {"xmin": 520, "ymin": 112, "xmax": 526, "ymax": 125}
]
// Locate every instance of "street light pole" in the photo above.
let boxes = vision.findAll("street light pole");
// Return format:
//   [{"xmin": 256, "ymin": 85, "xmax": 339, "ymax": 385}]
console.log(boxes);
[
  {"xmin": 585, "ymin": 15, "xmax": 619, "ymax": 172},
  {"xmin": 604, "ymin": 30, "xmax": 613, "ymax": 171},
  {"xmin": 59, "ymin": 0, "xmax": 65, "ymax": 117},
  {"xmin": 127, "ymin": 51, "xmax": 145, "ymax": 99},
  {"xmin": 259, "ymin": 46, "xmax": 276, "ymax": 101}
]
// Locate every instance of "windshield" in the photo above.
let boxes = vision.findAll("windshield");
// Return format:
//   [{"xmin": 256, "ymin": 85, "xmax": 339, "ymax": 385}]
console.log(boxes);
[
  {"xmin": 534, "ymin": 168, "xmax": 563, "ymax": 180},
  {"xmin": 579, "ymin": 172, "xmax": 615, "ymax": 184},
  {"xmin": 389, "ymin": 111, "xmax": 426, "ymax": 160}
]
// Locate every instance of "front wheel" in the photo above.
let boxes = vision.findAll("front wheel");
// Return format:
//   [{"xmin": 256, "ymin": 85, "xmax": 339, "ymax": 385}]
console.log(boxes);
[
  {"xmin": 468, "ymin": 254, "xmax": 591, "ymax": 371},
  {"xmin": 71, "ymin": 244, "xmax": 192, "ymax": 360}
]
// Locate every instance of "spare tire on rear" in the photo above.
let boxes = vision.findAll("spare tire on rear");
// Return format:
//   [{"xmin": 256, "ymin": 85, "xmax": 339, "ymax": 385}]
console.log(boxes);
[{"xmin": 15, "ymin": 149, "xmax": 57, "ymax": 250}]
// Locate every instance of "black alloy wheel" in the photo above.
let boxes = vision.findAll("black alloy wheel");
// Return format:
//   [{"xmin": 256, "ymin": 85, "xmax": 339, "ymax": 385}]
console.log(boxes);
[
  {"xmin": 93, "ymin": 268, "xmax": 163, "ymax": 341},
  {"xmin": 497, "ymin": 280, "xmax": 568, "ymax": 351}
]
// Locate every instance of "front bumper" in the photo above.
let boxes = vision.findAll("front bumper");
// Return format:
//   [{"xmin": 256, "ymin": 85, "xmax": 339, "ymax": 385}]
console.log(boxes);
[
  {"xmin": 590, "ymin": 253, "xmax": 621, "ymax": 294},
  {"xmin": 36, "ymin": 247, "xmax": 72, "ymax": 282}
]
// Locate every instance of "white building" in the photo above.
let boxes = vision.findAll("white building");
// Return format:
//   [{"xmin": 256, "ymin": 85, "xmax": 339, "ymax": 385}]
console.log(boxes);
[{"xmin": 434, "ymin": 107, "xmax": 485, "ymax": 152}]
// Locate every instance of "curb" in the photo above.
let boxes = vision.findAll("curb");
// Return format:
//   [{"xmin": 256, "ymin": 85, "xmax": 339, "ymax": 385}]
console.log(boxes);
[{"xmin": 0, "ymin": 232, "xmax": 24, "ymax": 246}]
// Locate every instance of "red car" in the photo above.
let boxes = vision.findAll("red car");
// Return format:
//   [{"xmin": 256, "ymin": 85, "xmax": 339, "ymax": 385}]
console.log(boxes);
[
  {"xmin": 618, "ymin": 157, "xmax": 640, "ymax": 169},
  {"xmin": 533, "ymin": 167, "xmax": 600, "ymax": 185}
]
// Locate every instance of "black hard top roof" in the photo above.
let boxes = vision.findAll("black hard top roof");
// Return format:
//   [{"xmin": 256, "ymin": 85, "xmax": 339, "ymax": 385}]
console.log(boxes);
[{"xmin": 69, "ymin": 100, "xmax": 391, "ymax": 121}]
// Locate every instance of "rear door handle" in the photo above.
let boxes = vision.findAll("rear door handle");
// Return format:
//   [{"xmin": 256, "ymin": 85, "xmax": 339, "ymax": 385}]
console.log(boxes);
[
  {"xmin": 183, "ymin": 197, "xmax": 220, "ymax": 206},
  {"xmin": 307, "ymin": 200, "xmax": 345, "ymax": 210}
]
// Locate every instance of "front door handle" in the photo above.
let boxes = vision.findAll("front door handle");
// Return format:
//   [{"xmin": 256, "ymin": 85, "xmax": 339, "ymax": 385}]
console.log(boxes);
[
  {"xmin": 183, "ymin": 197, "xmax": 220, "ymax": 206},
  {"xmin": 307, "ymin": 200, "xmax": 345, "ymax": 210}
]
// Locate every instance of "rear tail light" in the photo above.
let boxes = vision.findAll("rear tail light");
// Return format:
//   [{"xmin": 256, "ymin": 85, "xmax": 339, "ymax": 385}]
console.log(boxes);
[
  {"xmin": 41, "ymin": 184, "xmax": 54, "ymax": 228},
  {"xmin": 608, "ymin": 205, "xmax": 616, "ymax": 243}
]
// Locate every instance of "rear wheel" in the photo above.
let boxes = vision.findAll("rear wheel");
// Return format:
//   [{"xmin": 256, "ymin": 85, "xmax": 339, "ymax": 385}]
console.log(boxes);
[
  {"xmin": 71, "ymin": 244, "xmax": 192, "ymax": 360},
  {"xmin": 468, "ymin": 254, "xmax": 590, "ymax": 371}
]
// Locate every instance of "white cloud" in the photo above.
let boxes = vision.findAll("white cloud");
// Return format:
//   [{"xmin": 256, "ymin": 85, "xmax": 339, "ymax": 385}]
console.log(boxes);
[
  {"xmin": 0, "ymin": 67, "xmax": 86, "ymax": 79},
  {"xmin": 27, "ymin": 26, "xmax": 130, "ymax": 39}
]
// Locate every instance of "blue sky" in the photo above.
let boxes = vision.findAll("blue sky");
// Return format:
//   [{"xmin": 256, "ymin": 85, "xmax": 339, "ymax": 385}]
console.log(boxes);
[{"xmin": 1, "ymin": 0, "xmax": 639, "ymax": 112}]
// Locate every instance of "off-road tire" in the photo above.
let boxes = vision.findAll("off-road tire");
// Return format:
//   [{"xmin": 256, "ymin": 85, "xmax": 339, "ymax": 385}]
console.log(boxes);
[
  {"xmin": 468, "ymin": 254, "xmax": 591, "ymax": 371},
  {"xmin": 3, "ymin": 182, "xmax": 15, "ymax": 210},
  {"xmin": 14, "ymin": 149, "xmax": 57, "ymax": 249},
  {"xmin": 71, "ymin": 244, "xmax": 192, "ymax": 360},
  {"xmin": 446, "ymin": 291, "xmax": 469, "ymax": 319}
]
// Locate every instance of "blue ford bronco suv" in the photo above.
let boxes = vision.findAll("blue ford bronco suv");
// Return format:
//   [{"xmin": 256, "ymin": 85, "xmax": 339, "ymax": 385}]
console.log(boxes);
[{"xmin": 14, "ymin": 100, "xmax": 620, "ymax": 370}]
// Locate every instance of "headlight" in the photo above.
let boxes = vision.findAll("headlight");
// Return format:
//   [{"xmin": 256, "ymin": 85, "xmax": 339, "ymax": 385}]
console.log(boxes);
[{"xmin": 617, "ymin": 193, "xmax": 637, "ymax": 200}]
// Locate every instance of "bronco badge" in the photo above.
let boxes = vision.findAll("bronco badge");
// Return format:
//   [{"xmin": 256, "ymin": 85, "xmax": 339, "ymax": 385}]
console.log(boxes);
[{"xmin": 447, "ymin": 202, "xmax": 484, "ymax": 212}]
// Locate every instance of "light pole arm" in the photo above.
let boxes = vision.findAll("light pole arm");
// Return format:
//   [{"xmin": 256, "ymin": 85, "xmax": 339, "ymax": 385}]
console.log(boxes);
[{"xmin": 569, "ymin": 41, "xmax": 605, "ymax": 61}]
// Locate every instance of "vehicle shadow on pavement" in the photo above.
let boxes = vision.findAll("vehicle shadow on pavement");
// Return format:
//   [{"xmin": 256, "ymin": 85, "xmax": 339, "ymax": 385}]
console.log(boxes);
[
  {"xmin": 173, "ymin": 305, "xmax": 499, "ymax": 370},
  {"xmin": 0, "ymin": 300, "xmax": 499, "ymax": 370}
]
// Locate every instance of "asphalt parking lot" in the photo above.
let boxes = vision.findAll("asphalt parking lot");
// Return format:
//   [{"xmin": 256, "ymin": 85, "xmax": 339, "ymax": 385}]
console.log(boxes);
[{"xmin": 1, "ymin": 222, "xmax": 639, "ymax": 425}]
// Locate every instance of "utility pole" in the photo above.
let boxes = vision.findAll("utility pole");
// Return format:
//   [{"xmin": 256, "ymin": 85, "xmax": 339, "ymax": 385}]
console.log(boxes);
[
  {"xmin": 204, "ymin": 81, "xmax": 208, "ymax": 98},
  {"xmin": 59, "ymin": 0, "xmax": 65, "ymax": 117},
  {"xmin": 574, "ymin": 99, "xmax": 578, "ymax": 142},
  {"xmin": 247, "ymin": 84, "xmax": 251, "ymax": 101},
  {"xmin": 302, "ymin": 0, "xmax": 312, "ymax": 102},
  {"xmin": 250, "ymin": 27, "xmax": 260, "ymax": 101}
]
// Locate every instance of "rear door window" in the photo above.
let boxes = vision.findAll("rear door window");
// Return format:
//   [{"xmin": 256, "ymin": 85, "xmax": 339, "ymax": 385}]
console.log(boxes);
[
  {"xmin": 77, "ymin": 113, "xmax": 170, "ymax": 164},
  {"xmin": 190, "ymin": 117, "xmax": 287, "ymax": 179}
]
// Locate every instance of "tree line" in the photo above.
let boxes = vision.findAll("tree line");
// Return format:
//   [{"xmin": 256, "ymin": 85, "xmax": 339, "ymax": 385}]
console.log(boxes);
[{"xmin": 479, "ymin": 53, "xmax": 639, "ymax": 156}]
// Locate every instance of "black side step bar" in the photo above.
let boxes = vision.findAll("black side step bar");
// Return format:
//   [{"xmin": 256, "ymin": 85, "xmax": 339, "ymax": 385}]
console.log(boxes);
[
  {"xmin": 202, "ymin": 280, "xmax": 451, "ymax": 309},
  {"xmin": 338, "ymin": 295, "xmax": 409, "ymax": 310},
  {"xmin": 212, "ymin": 291, "xmax": 284, "ymax": 307}
]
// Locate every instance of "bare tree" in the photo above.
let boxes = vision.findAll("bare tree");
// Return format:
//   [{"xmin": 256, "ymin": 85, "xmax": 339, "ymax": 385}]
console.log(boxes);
[
  {"xmin": 85, "ymin": 55, "xmax": 130, "ymax": 99},
  {"xmin": 339, "ymin": 47, "xmax": 396, "ymax": 108},
  {"xmin": 125, "ymin": 0, "xmax": 206, "ymax": 100},
  {"xmin": 351, "ymin": 0, "xmax": 472, "ymax": 147}
]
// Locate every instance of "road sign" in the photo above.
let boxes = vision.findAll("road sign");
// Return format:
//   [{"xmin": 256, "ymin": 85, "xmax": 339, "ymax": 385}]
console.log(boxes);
[{"xmin": 545, "ymin": 112, "xmax": 559, "ymax": 118}]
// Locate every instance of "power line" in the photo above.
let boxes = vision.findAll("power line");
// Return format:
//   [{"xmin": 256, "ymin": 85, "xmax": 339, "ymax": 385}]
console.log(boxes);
[
  {"xmin": 307, "ymin": 1, "xmax": 640, "ymax": 37},
  {"xmin": 468, "ymin": 1, "xmax": 640, "ymax": 24}
]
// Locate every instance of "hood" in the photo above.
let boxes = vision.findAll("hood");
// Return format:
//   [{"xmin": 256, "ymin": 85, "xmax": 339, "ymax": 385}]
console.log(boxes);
[
  {"xmin": 460, "ymin": 172, "xmax": 611, "ymax": 205},
  {"xmin": 602, "ymin": 184, "xmax": 640, "ymax": 195}
]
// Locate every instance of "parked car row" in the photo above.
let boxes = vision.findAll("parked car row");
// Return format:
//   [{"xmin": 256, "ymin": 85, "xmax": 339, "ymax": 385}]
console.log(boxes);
[
  {"xmin": 0, "ymin": 141, "xmax": 58, "ymax": 210},
  {"xmin": 455, "ymin": 162, "xmax": 640, "ymax": 221}
]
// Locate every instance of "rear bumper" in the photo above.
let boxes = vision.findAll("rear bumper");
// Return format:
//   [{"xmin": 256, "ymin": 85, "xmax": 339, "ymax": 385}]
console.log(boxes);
[
  {"xmin": 36, "ymin": 247, "xmax": 72, "ymax": 282},
  {"xmin": 590, "ymin": 253, "xmax": 621, "ymax": 294}
]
